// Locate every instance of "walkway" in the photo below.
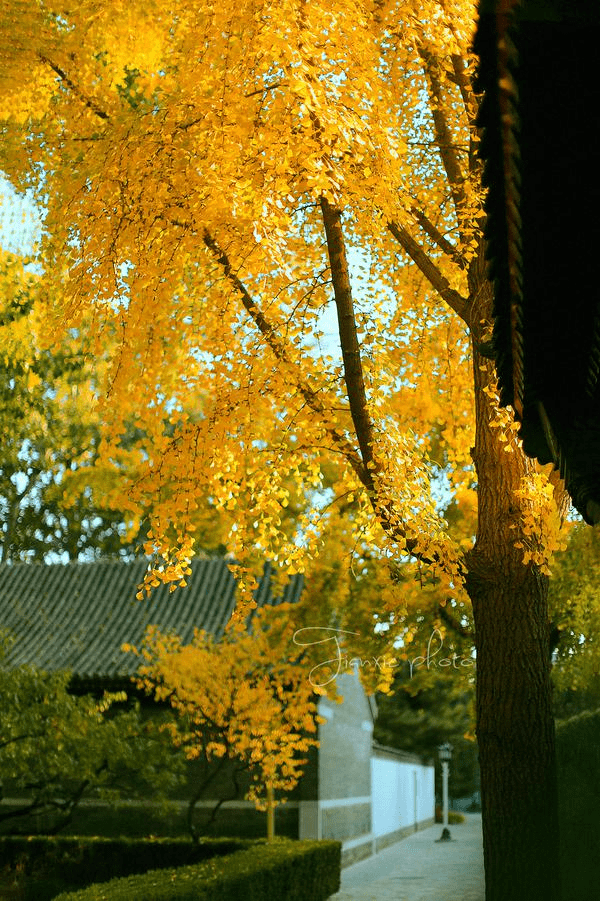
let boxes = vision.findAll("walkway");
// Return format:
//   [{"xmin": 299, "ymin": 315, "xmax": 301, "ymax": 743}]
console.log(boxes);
[{"xmin": 330, "ymin": 814, "xmax": 484, "ymax": 901}]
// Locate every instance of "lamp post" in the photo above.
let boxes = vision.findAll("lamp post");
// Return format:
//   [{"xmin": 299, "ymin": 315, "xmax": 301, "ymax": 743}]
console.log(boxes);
[{"xmin": 438, "ymin": 742, "xmax": 453, "ymax": 841}]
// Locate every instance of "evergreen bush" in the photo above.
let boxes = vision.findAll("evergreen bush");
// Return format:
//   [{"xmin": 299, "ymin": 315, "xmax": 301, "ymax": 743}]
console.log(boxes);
[{"xmin": 51, "ymin": 839, "xmax": 341, "ymax": 901}]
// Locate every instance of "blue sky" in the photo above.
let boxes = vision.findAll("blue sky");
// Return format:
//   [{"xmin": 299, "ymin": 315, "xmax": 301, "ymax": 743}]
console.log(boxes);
[{"xmin": 0, "ymin": 176, "xmax": 41, "ymax": 256}]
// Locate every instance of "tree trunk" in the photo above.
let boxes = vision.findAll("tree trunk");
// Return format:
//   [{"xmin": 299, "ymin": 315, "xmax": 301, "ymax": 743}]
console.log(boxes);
[{"xmin": 466, "ymin": 338, "xmax": 561, "ymax": 901}]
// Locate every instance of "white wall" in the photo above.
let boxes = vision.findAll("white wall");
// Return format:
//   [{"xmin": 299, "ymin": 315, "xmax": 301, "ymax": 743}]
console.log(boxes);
[{"xmin": 371, "ymin": 748, "xmax": 435, "ymax": 838}]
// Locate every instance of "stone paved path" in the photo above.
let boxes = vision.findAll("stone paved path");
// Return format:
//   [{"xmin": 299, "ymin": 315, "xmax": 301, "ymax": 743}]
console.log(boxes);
[{"xmin": 330, "ymin": 814, "xmax": 484, "ymax": 901}]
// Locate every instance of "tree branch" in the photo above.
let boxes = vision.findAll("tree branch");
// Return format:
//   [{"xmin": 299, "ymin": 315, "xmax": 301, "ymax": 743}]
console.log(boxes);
[
  {"xmin": 0, "ymin": 730, "xmax": 46, "ymax": 751},
  {"xmin": 0, "ymin": 798, "xmax": 46, "ymax": 824},
  {"xmin": 409, "ymin": 205, "xmax": 466, "ymax": 269},
  {"xmin": 45, "ymin": 778, "xmax": 92, "ymax": 835},
  {"xmin": 38, "ymin": 54, "xmax": 110, "ymax": 122},
  {"xmin": 450, "ymin": 54, "xmax": 481, "ymax": 178},
  {"xmin": 418, "ymin": 46, "xmax": 466, "ymax": 224},
  {"xmin": 450, "ymin": 55, "xmax": 476, "ymax": 127},
  {"xmin": 387, "ymin": 221, "xmax": 470, "ymax": 324},
  {"xmin": 320, "ymin": 197, "xmax": 378, "ymax": 492},
  {"xmin": 187, "ymin": 751, "xmax": 231, "ymax": 842},
  {"xmin": 319, "ymin": 201, "xmax": 457, "ymax": 569},
  {"xmin": 201, "ymin": 225, "xmax": 460, "ymax": 570},
  {"xmin": 201, "ymin": 230, "xmax": 366, "ymax": 481},
  {"xmin": 205, "ymin": 762, "xmax": 248, "ymax": 831}
]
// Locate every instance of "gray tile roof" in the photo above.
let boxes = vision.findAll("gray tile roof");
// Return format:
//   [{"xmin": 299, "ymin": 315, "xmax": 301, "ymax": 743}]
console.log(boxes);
[{"xmin": 0, "ymin": 558, "xmax": 303, "ymax": 681}]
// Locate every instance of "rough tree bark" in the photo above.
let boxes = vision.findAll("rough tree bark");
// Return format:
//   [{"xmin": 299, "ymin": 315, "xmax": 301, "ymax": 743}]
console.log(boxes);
[{"xmin": 466, "ymin": 278, "xmax": 561, "ymax": 901}]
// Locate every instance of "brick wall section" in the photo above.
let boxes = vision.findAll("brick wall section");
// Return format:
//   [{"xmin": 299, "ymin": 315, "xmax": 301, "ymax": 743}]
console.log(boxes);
[
  {"xmin": 321, "ymin": 802, "xmax": 371, "ymax": 841},
  {"xmin": 318, "ymin": 673, "xmax": 374, "ymax": 801},
  {"xmin": 315, "ymin": 672, "xmax": 374, "ymax": 842}
]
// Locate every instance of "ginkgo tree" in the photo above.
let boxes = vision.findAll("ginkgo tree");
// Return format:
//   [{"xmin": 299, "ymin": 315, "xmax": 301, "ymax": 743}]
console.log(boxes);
[
  {"xmin": 125, "ymin": 606, "xmax": 323, "ymax": 841},
  {"xmin": 0, "ymin": 1, "xmax": 573, "ymax": 897}
]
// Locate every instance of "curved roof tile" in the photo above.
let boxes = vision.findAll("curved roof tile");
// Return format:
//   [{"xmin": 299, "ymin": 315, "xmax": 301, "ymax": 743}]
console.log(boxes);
[{"xmin": 0, "ymin": 558, "xmax": 303, "ymax": 680}]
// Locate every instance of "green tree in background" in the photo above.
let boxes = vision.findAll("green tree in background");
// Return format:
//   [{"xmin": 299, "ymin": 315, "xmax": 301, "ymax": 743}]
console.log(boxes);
[{"xmin": 0, "ymin": 645, "xmax": 183, "ymax": 833}]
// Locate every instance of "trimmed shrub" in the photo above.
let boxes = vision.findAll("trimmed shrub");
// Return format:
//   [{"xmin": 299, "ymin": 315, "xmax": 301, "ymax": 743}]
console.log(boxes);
[
  {"xmin": 51, "ymin": 839, "xmax": 341, "ymax": 901},
  {"xmin": 556, "ymin": 709, "xmax": 600, "ymax": 901},
  {"xmin": 0, "ymin": 835, "xmax": 254, "ymax": 900}
]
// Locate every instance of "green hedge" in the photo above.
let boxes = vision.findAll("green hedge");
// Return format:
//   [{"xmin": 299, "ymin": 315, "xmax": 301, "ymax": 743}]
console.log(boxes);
[
  {"xmin": 556, "ymin": 708, "xmax": 600, "ymax": 901},
  {"xmin": 0, "ymin": 835, "xmax": 253, "ymax": 898},
  {"xmin": 51, "ymin": 839, "xmax": 341, "ymax": 901}
]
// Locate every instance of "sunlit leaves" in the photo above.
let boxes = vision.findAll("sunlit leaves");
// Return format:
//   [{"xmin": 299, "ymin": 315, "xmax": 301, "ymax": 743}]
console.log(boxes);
[
  {"xmin": 0, "ymin": 1, "xmax": 486, "ymax": 592},
  {"xmin": 0, "ymin": 248, "xmax": 146, "ymax": 562},
  {"xmin": 1, "ymin": 1, "xmax": 569, "ymax": 618},
  {"xmin": 126, "ymin": 606, "xmax": 321, "ymax": 808}
]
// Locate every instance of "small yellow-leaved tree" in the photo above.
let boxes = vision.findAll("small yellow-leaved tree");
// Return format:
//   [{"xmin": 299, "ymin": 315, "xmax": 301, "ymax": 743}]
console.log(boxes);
[{"xmin": 125, "ymin": 606, "xmax": 323, "ymax": 839}]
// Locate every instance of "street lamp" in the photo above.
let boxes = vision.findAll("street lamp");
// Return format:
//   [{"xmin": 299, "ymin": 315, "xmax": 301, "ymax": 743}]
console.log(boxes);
[{"xmin": 438, "ymin": 742, "xmax": 453, "ymax": 842}]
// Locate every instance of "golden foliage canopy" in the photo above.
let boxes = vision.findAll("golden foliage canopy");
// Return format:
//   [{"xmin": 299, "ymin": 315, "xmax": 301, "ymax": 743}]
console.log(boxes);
[
  {"xmin": 126, "ymin": 606, "xmax": 322, "ymax": 807},
  {"xmin": 0, "ymin": 0, "xmax": 567, "ymax": 602}
]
